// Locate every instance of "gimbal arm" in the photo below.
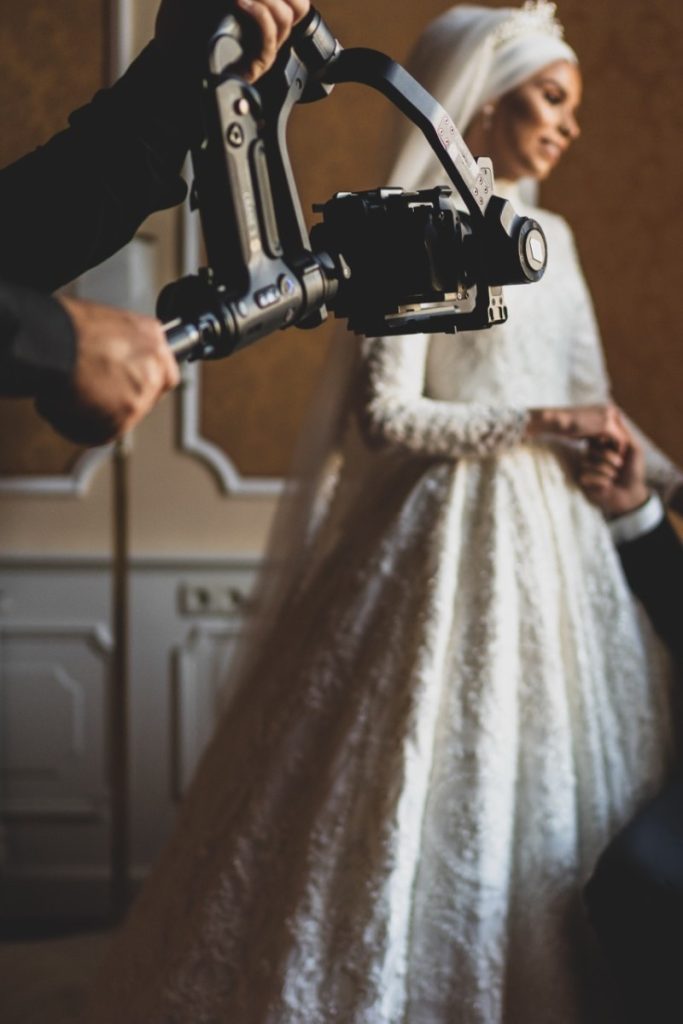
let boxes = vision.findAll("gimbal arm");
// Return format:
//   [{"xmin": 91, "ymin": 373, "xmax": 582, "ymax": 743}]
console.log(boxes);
[
  {"xmin": 320, "ymin": 47, "xmax": 494, "ymax": 222},
  {"xmin": 161, "ymin": 8, "xmax": 546, "ymax": 360}
]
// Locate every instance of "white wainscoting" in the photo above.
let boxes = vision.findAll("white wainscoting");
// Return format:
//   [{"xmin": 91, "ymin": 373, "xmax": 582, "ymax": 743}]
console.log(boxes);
[{"xmin": 0, "ymin": 553, "xmax": 259, "ymax": 921}]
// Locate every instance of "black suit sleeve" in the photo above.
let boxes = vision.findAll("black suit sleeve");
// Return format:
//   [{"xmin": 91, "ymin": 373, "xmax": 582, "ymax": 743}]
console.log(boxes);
[
  {"xmin": 0, "ymin": 283, "xmax": 76, "ymax": 396},
  {"xmin": 0, "ymin": 39, "xmax": 201, "ymax": 396},
  {"xmin": 618, "ymin": 518, "xmax": 683, "ymax": 663},
  {"xmin": 0, "ymin": 39, "xmax": 199, "ymax": 294}
]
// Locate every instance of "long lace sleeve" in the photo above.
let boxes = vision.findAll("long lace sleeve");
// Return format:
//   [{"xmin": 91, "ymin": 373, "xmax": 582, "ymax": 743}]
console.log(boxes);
[{"xmin": 357, "ymin": 333, "xmax": 529, "ymax": 458}]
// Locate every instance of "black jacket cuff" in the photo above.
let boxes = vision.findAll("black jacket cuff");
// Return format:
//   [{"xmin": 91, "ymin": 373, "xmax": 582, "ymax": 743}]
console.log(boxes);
[{"xmin": 0, "ymin": 283, "xmax": 76, "ymax": 396}]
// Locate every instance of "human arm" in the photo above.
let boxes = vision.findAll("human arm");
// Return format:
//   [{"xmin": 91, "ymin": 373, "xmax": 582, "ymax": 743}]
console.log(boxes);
[
  {"xmin": 0, "ymin": 41, "xmax": 193, "ymax": 294},
  {"xmin": 358, "ymin": 325, "xmax": 628, "ymax": 461},
  {"xmin": 0, "ymin": 283, "xmax": 179, "ymax": 444},
  {"xmin": 0, "ymin": 283, "xmax": 76, "ymax": 396},
  {"xmin": 616, "ymin": 517, "xmax": 683, "ymax": 663},
  {"xmin": 36, "ymin": 296, "xmax": 179, "ymax": 445},
  {"xmin": 0, "ymin": 1, "xmax": 310, "ymax": 294},
  {"xmin": 0, "ymin": 2, "xmax": 307, "ymax": 440},
  {"xmin": 358, "ymin": 334, "xmax": 530, "ymax": 458}
]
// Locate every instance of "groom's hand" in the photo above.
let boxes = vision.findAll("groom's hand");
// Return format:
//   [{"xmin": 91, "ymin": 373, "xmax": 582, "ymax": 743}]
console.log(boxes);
[{"xmin": 578, "ymin": 429, "xmax": 650, "ymax": 519}]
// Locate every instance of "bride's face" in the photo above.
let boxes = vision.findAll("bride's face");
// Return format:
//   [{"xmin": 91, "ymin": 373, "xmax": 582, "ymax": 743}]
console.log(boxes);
[{"xmin": 485, "ymin": 60, "xmax": 582, "ymax": 181}]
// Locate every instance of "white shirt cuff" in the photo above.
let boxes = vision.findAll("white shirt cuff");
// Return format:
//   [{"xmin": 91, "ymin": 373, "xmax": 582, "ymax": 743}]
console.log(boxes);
[{"xmin": 609, "ymin": 492, "xmax": 665, "ymax": 546}]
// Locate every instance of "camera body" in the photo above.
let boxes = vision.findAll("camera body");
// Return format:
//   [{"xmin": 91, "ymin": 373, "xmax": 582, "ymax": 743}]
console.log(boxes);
[
  {"xmin": 160, "ymin": 9, "xmax": 547, "ymax": 362},
  {"xmin": 312, "ymin": 186, "xmax": 501, "ymax": 337}
]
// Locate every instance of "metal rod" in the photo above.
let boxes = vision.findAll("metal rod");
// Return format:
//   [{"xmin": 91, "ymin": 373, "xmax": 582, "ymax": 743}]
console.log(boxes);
[
  {"xmin": 110, "ymin": 435, "xmax": 131, "ymax": 921},
  {"xmin": 164, "ymin": 319, "xmax": 202, "ymax": 360}
]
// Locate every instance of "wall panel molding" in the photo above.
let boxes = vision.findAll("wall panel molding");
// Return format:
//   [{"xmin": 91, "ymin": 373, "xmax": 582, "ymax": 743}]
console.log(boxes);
[
  {"xmin": 0, "ymin": 620, "xmax": 114, "ymax": 654},
  {"xmin": 176, "ymin": 195, "xmax": 284, "ymax": 495},
  {"xmin": 178, "ymin": 364, "xmax": 284, "ymax": 496},
  {"xmin": 0, "ymin": 445, "xmax": 112, "ymax": 497},
  {"xmin": 0, "ymin": 619, "xmax": 113, "ymax": 842},
  {"xmin": 170, "ymin": 620, "xmax": 245, "ymax": 800}
]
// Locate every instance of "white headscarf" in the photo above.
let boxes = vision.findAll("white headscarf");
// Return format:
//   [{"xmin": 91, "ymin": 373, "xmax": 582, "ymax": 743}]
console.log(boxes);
[{"xmin": 389, "ymin": 1, "xmax": 578, "ymax": 193}]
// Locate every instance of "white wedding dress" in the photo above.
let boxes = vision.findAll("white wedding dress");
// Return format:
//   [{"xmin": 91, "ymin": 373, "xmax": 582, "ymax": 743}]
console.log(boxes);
[{"xmin": 90, "ymin": 199, "xmax": 680, "ymax": 1023}]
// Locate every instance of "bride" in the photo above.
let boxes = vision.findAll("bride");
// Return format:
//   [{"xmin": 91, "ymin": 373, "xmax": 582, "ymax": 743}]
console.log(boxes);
[{"xmin": 90, "ymin": 4, "xmax": 681, "ymax": 1022}]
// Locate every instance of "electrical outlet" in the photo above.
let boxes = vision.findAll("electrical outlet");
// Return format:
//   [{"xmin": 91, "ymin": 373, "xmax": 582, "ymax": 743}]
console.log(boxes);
[{"xmin": 179, "ymin": 583, "xmax": 248, "ymax": 616}]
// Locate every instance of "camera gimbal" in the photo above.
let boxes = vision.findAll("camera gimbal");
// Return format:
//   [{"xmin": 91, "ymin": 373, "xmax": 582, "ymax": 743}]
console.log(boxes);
[{"xmin": 159, "ymin": 7, "xmax": 547, "ymax": 362}]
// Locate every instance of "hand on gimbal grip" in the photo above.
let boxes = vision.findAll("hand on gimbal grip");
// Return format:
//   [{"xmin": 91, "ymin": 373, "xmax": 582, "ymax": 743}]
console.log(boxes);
[
  {"xmin": 35, "ymin": 297, "xmax": 180, "ymax": 446},
  {"xmin": 155, "ymin": 0, "xmax": 310, "ymax": 83}
]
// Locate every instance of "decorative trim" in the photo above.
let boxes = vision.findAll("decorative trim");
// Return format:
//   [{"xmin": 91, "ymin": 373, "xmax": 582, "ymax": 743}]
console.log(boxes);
[
  {"xmin": 177, "ymin": 179, "xmax": 284, "ymax": 496},
  {"xmin": 170, "ymin": 621, "xmax": 244, "ymax": 800},
  {"xmin": 0, "ymin": 621, "xmax": 114, "ymax": 656},
  {"xmin": 1, "ymin": 624, "xmax": 113, "ymax": 829},
  {"xmin": 2, "ymin": 863, "xmax": 148, "ymax": 882},
  {"xmin": 0, "ymin": 445, "xmax": 113, "ymax": 497},
  {"xmin": 1, "ymin": 798, "xmax": 104, "ymax": 824},
  {"xmin": 0, "ymin": 552, "xmax": 264, "ymax": 571},
  {"xmin": 178, "ymin": 363, "xmax": 284, "ymax": 496}
]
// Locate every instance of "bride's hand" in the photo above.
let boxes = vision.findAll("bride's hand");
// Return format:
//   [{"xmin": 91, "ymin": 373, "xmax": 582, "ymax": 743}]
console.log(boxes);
[{"xmin": 526, "ymin": 403, "xmax": 630, "ymax": 452}]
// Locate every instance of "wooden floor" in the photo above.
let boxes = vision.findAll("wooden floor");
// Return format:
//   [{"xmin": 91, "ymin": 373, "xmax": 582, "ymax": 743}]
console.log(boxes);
[{"xmin": 0, "ymin": 929, "xmax": 112, "ymax": 1024}]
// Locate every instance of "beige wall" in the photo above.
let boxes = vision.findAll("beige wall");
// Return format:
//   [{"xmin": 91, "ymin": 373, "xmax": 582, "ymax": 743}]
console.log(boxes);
[{"xmin": 1, "ymin": 1, "xmax": 681, "ymax": 556}]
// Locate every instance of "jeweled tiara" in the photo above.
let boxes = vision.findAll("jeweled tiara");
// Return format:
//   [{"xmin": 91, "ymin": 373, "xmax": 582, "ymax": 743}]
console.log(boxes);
[{"xmin": 493, "ymin": 0, "xmax": 566, "ymax": 47}]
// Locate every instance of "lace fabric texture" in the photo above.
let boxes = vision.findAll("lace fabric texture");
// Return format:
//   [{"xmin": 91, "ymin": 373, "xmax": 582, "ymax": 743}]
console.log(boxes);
[{"xmin": 88, "ymin": 206, "xmax": 681, "ymax": 1024}]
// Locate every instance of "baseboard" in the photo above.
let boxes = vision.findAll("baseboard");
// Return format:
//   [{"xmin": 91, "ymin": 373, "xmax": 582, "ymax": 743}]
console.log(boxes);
[{"xmin": 0, "ymin": 870, "xmax": 145, "ymax": 925}]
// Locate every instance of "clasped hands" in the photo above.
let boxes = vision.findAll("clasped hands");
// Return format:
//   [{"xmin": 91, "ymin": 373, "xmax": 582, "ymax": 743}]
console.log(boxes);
[{"xmin": 526, "ymin": 403, "xmax": 650, "ymax": 518}]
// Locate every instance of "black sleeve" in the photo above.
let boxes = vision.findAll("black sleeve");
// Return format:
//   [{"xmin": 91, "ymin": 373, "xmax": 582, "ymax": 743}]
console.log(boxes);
[
  {"xmin": 619, "ymin": 518, "xmax": 683, "ymax": 663},
  {"xmin": 0, "ymin": 39, "xmax": 200, "ymax": 295},
  {"xmin": 0, "ymin": 38, "xmax": 201, "ymax": 395},
  {"xmin": 0, "ymin": 282, "xmax": 76, "ymax": 396}
]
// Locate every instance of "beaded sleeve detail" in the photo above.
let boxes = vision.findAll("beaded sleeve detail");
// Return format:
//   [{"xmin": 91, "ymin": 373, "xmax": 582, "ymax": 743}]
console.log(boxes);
[{"xmin": 358, "ymin": 334, "xmax": 530, "ymax": 458}]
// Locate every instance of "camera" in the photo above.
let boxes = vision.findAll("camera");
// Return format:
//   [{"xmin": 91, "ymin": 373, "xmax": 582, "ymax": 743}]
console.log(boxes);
[
  {"xmin": 159, "ymin": 8, "xmax": 547, "ymax": 362},
  {"xmin": 311, "ymin": 185, "xmax": 546, "ymax": 337}
]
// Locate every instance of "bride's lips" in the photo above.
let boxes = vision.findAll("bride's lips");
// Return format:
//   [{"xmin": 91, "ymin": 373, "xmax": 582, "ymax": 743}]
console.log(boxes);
[{"xmin": 538, "ymin": 137, "xmax": 565, "ymax": 161}]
